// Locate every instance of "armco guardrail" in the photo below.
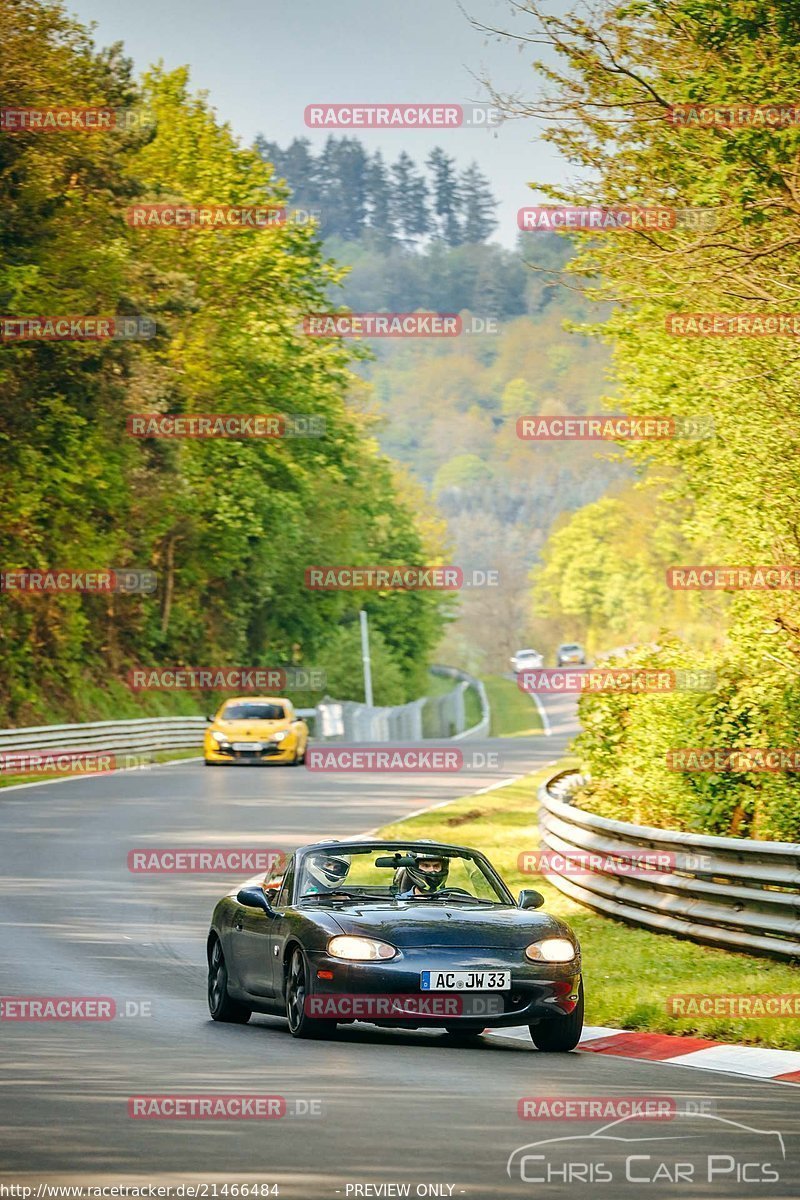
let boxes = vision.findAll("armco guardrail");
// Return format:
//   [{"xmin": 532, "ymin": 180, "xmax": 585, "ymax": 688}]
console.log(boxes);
[
  {"xmin": 0, "ymin": 711, "xmax": 316, "ymax": 763},
  {"xmin": 316, "ymin": 665, "xmax": 489, "ymax": 742},
  {"xmin": 429, "ymin": 665, "xmax": 490, "ymax": 739},
  {"xmin": 538, "ymin": 770, "xmax": 800, "ymax": 960},
  {"xmin": 315, "ymin": 698, "xmax": 426, "ymax": 742}
]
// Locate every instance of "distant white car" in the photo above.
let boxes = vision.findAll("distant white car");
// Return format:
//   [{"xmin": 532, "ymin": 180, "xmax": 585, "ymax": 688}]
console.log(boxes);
[
  {"xmin": 511, "ymin": 648, "xmax": 544, "ymax": 674},
  {"xmin": 556, "ymin": 642, "xmax": 586, "ymax": 667}
]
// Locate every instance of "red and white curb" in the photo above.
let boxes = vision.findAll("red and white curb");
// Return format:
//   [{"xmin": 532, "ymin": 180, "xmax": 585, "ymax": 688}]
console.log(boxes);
[{"xmin": 491, "ymin": 1024, "xmax": 800, "ymax": 1084}]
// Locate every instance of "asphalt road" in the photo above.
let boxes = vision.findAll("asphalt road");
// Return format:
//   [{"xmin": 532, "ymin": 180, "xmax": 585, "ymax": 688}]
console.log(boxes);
[{"xmin": 1, "ymin": 693, "xmax": 798, "ymax": 1198}]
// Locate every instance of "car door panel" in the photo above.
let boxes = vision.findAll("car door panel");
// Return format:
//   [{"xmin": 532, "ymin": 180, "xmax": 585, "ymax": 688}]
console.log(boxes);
[{"xmin": 235, "ymin": 906, "xmax": 276, "ymax": 996}]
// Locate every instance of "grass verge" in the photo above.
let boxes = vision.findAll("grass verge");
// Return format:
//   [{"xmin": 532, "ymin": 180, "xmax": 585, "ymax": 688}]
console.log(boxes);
[
  {"xmin": 378, "ymin": 766, "xmax": 800, "ymax": 1050},
  {"xmin": 422, "ymin": 672, "xmax": 484, "ymax": 736},
  {"xmin": 483, "ymin": 674, "xmax": 543, "ymax": 737},
  {"xmin": 0, "ymin": 747, "xmax": 201, "ymax": 789},
  {"xmin": 464, "ymin": 683, "xmax": 483, "ymax": 730}
]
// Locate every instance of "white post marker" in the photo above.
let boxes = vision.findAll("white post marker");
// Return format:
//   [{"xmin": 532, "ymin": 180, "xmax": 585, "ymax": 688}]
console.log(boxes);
[{"xmin": 360, "ymin": 608, "xmax": 374, "ymax": 707}]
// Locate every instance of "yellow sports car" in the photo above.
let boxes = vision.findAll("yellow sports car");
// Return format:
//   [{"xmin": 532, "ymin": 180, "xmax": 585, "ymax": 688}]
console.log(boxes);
[{"xmin": 204, "ymin": 697, "xmax": 309, "ymax": 766}]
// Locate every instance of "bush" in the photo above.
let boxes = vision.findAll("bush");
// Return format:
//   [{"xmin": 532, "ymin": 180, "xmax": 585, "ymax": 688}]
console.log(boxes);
[{"xmin": 574, "ymin": 641, "xmax": 800, "ymax": 841}]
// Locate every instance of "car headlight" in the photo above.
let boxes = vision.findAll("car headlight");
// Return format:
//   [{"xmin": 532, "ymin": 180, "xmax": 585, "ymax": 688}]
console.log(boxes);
[
  {"xmin": 328, "ymin": 935, "xmax": 397, "ymax": 961},
  {"xmin": 525, "ymin": 937, "xmax": 576, "ymax": 963},
  {"xmin": 210, "ymin": 731, "xmax": 228, "ymax": 744},
  {"xmin": 270, "ymin": 731, "xmax": 288, "ymax": 743}
]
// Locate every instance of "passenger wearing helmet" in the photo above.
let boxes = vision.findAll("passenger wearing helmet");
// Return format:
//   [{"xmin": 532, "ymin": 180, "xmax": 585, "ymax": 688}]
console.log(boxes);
[
  {"xmin": 394, "ymin": 853, "xmax": 449, "ymax": 898},
  {"xmin": 303, "ymin": 853, "xmax": 351, "ymax": 895}
]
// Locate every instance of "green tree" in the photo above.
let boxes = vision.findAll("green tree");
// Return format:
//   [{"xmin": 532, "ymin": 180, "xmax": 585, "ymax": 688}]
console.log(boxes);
[
  {"xmin": 390, "ymin": 151, "xmax": 431, "ymax": 244},
  {"xmin": 364, "ymin": 150, "xmax": 396, "ymax": 248},
  {"xmin": 427, "ymin": 147, "xmax": 462, "ymax": 246},
  {"xmin": 483, "ymin": 0, "xmax": 800, "ymax": 838},
  {"xmin": 459, "ymin": 161, "xmax": 498, "ymax": 243},
  {"xmin": 0, "ymin": 3, "xmax": 449, "ymax": 721}
]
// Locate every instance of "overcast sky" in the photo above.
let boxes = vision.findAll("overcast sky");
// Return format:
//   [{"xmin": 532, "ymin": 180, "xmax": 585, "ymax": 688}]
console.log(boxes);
[{"xmin": 65, "ymin": 0, "xmax": 572, "ymax": 246}]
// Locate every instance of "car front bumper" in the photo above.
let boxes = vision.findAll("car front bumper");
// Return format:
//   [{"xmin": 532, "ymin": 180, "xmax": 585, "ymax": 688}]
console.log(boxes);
[
  {"xmin": 305, "ymin": 946, "xmax": 581, "ymax": 1028},
  {"xmin": 204, "ymin": 740, "xmax": 297, "ymax": 764}
]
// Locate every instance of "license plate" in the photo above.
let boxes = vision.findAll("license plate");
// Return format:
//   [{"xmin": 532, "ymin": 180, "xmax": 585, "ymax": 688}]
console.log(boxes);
[
  {"xmin": 420, "ymin": 970, "xmax": 510, "ymax": 991},
  {"xmin": 233, "ymin": 742, "xmax": 262, "ymax": 752}
]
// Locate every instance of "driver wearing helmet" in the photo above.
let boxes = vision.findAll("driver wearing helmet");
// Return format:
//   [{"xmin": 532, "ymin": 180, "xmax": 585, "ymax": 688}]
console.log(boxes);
[
  {"xmin": 394, "ymin": 852, "xmax": 449, "ymax": 898},
  {"xmin": 302, "ymin": 852, "xmax": 351, "ymax": 896}
]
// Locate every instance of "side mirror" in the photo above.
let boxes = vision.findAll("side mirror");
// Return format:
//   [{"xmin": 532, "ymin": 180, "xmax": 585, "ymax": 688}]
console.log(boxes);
[
  {"xmin": 236, "ymin": 886, "xmax": 275, "ymax": 915},
  {"xmin": 518, "ymin": 889, "xmax": 545, "ymax": 910},
  {"xmin": 206, "ymin": 715, "xmax": 214, "ymax": 722}
]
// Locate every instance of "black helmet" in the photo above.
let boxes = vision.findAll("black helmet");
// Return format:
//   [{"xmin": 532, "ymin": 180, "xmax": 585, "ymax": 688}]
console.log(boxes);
[
  {"xmin": 400, "ymin": 852, "xmax": 449, "ymax": 893},
  {"xmin": 306, "ymin": 853, "xmax": 350, "ymax": 889}
]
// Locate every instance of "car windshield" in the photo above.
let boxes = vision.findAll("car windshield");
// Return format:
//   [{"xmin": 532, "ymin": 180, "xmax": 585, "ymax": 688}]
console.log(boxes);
[
  {"xmin": 295, "ymin": 846, "xmax": 509, "ymax": 905},
  {"xmin": 560, "ymin": 645, "xmax": 580, "ymax": 652},
  {"xmin": 221, "ymin": 703, "xmax": 286, "ymax": 721}
]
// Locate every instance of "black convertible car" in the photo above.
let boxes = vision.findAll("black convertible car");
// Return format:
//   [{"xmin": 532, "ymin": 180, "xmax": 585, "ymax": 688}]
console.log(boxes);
[{"xmin": 207, "ymin": 838, "xmax": 583, "ymax": 1050}]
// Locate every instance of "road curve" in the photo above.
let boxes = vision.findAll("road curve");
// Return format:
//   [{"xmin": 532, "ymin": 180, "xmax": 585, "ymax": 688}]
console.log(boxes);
[{"xmin": 1, "ymin": 709, "xmax": 797, "ymax": 1198}]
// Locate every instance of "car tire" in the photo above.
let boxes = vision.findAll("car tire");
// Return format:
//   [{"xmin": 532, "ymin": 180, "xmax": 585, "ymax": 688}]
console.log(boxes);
[
  {"xmin": 529, "ymin": 979, "xmax": 584, "ymax": 1052},
  {"xmin": 207, "ymin": 938, "xmax": 251, "ymax": 1024},
  {"xmin": 289, "ymin": 740, "xmax": 307, "ymax": 766},
  {"xmin": 285, "ymin": 947, "xmax": 337, "ymax": 1039}
]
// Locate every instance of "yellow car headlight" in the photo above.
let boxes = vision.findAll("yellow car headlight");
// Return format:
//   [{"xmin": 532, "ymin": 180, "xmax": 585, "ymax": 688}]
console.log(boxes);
[
  {"xmin": 525, "ymin": 937, "xmax": 576, "ymax": 963},
  {"xmin": 328, "ymin": 935, "xmax": 397, "ymax": 961}
]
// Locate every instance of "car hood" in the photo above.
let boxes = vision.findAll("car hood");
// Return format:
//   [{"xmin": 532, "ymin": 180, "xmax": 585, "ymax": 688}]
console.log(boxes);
[
  {"xmin": 326, "ymin": 902, "xmax": 568, "ymax": 948},
  {"xmin": 214, "ymin": 718, "xmax": 291, "ymax": 736}
]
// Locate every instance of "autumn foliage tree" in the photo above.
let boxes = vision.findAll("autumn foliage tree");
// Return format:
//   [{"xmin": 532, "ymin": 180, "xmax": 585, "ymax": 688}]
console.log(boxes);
[
  {"xmin": 0, "ymin": 0, "xmax": 449, "ymax": 722},
  {"xmin": 484, "ymin": 0, "xmax": 800, "ymax": 837}
]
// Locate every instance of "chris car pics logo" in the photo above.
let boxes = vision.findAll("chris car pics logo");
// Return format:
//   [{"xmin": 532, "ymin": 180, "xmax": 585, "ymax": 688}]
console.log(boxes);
[{"xmin": 507, "ymin": 1113, "xmax": 785, "ymax": 1185}]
